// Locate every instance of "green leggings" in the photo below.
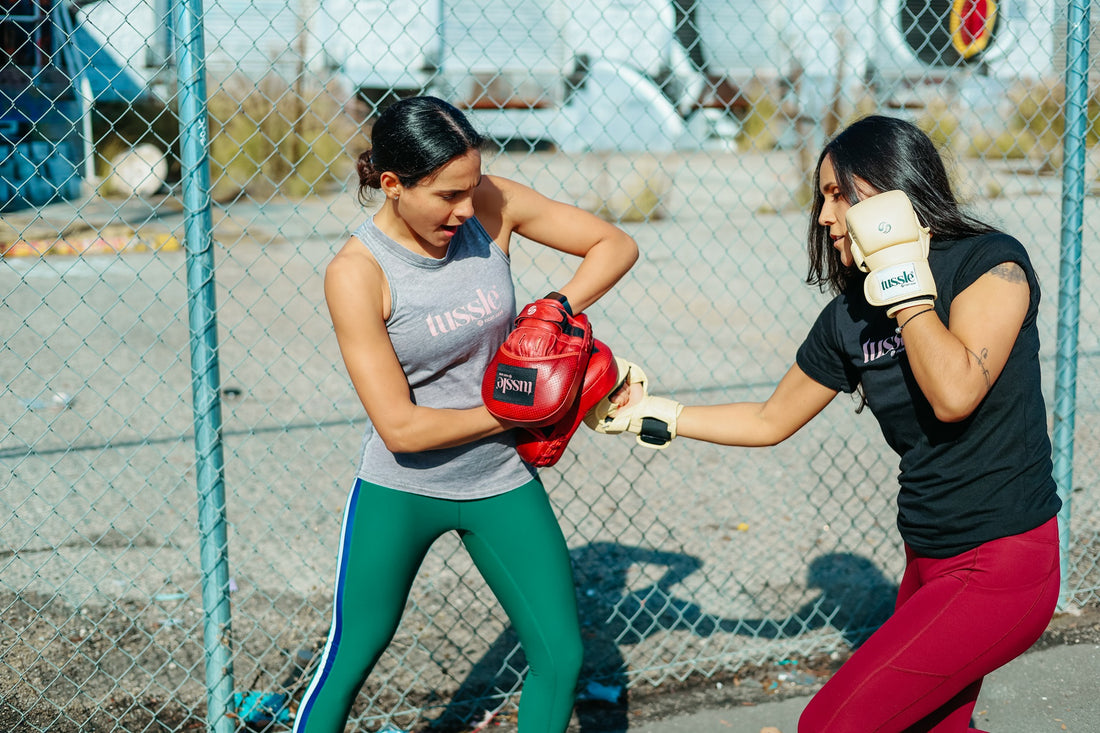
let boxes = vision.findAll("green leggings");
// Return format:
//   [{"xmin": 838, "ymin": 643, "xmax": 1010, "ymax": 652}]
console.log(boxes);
[{"xmin": 293, "ymin": 478, "xmax": 583, "ymax": 733}]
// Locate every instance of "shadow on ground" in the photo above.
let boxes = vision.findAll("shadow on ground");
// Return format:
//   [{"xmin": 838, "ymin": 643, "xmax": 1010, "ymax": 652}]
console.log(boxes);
[{"xmin": 423, "ymin": 542, "xmax": 897, "ymax": 732}]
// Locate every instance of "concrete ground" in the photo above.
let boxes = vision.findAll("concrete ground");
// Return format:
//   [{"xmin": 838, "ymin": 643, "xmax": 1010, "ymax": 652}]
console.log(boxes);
[
  {"xmin": 4, "ymin": 152, "xmax": 1100, "ymax": 733},
  {"xmin": 626, "ymin": 639, "xmax": 1100, "ymax": 732}
]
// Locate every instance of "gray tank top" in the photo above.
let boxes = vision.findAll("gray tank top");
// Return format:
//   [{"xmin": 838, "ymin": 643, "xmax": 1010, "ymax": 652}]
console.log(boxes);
[{"xmin": 351, "ymin": 216, "xmax": 535, "ymax": 499}]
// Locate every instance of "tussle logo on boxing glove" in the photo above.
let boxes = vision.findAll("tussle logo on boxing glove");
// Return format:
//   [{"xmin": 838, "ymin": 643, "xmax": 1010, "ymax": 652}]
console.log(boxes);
[
  {"xmin": 877, "ymin": 221, "xmax": 892, "ymax": 234},
  {"xmin": 492, "ymin": 363, "xmax": 537, "ymax": 406},
  {"xmin": 874, "ymin": 263, "xmax": 921, "ymax": 296}
]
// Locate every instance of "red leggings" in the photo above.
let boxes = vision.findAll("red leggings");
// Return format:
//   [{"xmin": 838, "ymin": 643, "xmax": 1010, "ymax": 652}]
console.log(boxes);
[{"xmin": 799, "ymin": 516, "xmax": 1059, "ymax": 733}]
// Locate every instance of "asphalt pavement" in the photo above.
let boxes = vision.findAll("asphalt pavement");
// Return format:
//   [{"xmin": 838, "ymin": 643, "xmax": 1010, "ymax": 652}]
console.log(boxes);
[{"xmin": 626, "ymin": 639, "xmax": 1100, "ymax": 732}]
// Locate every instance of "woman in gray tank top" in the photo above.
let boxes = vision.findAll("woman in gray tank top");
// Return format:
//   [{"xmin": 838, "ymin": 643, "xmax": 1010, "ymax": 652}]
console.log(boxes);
[{"xmin": 293, "ymin": 96, "xmax": 638, "ymax": 733}]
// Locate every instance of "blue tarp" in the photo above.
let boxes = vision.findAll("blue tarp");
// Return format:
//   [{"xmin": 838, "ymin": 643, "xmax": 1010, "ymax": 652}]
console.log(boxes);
[{"xmin": 69, "ymin": 23, "xmax": 154, "ymax": 105}]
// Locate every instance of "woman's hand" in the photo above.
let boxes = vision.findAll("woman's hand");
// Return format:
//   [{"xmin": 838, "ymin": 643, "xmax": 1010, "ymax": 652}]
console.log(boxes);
[{"xmin": 607, "ymin": 378, "xmax": 644, "ymax": 409}]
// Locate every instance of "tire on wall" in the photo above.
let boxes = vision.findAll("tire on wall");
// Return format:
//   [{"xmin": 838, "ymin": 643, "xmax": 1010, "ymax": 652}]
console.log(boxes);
[{"xmin": 900, "ymin": 0, "xmax": 1000, "ymax": 68}]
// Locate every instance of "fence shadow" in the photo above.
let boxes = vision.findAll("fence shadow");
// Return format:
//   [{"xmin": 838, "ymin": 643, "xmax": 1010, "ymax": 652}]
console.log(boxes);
[{"xmin": 424, "ymin": 543, "xmax": 897, "ymax": 733}]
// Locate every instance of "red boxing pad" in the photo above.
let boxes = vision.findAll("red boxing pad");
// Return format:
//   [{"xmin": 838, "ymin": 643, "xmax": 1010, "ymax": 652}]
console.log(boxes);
[
  {"xmin": 516, "ymin": 339, "xmax": 620, "ymax": 467},
  {"xmin": 482, "ymin": 298, "xmax": 594, "ymax": 426}
]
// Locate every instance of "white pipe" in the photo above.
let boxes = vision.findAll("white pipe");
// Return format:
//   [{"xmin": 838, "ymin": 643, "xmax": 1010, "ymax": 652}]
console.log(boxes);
[{"xmin": 78, "ymin": 73, "xmax": 96, "ymax": 185}]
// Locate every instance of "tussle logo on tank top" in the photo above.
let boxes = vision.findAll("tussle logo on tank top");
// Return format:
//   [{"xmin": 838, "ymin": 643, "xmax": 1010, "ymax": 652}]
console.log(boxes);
[{"xmin": 424, "ymin": 287, "xmax": 506, "ymax": 337}]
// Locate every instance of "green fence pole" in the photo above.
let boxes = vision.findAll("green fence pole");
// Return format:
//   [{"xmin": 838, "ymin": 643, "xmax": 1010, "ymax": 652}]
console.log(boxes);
[
  {"xmin": 1054, "ymin": 0, "xmax": 1090, "ymax": 609},
  {"xmin": 172, "ymin": 0, "xmax": 236, "ymax": 729}
]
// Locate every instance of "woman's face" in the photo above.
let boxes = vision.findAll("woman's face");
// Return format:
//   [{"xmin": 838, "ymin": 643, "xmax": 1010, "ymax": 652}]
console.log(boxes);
[
  {"xmin": 386, "ymin": 149, "xmax": 482, "ymax": 255},
  {"xmin": 817, "ymin": 155, "xmax": 877, "ymax": 269}
]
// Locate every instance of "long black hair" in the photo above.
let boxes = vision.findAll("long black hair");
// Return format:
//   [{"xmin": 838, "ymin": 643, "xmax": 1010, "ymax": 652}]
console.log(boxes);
[
  {"xmin": 806, "ymin": 115, "xmax": 996, "ymax": 295},
  {"xmin": 355, "ymin": 96, "xmax": 486, "ymax": 205}
]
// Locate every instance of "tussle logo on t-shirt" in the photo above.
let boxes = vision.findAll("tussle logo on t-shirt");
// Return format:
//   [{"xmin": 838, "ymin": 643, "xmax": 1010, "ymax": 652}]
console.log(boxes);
[
  {"xmin": 862, "ymin": 333, "xmax": 905, "ymax": 363},
  {"xmin": 491, "ymin": 363, "xmax": 537, "ymax": 406}
]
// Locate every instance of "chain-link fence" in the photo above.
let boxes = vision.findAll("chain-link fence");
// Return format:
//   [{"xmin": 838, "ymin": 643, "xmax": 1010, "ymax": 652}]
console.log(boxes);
[{"xmin": 3, "ymin": 0, "xmax": 1099, "ymax": 731}]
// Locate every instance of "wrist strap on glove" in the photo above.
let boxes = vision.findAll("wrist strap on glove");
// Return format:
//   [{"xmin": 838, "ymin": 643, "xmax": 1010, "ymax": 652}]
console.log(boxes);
[{"xmin": 542, "ymin": 291, "xmax": 572, "ymax": 315}]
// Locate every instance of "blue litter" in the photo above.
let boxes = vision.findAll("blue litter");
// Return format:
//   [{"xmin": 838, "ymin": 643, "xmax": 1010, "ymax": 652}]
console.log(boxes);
[
  {"xmin": 232, "ymin": 691, "xmax": 293, "ymax": 725},
  {"xmin": 577, "ymin": 680, "xmax": 622, "ymax": 703}
]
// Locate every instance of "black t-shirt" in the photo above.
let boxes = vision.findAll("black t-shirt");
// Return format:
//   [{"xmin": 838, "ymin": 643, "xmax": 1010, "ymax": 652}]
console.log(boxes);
[{"xmin": 796, "ymin": 232, "xmax": 1060, "ymax": 557}]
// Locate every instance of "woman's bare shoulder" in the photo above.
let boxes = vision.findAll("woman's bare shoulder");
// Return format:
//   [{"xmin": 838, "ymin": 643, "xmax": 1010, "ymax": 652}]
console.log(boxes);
[{"xmin": 326, "ymin": 236, "xmax": 385, "ymax": 297}]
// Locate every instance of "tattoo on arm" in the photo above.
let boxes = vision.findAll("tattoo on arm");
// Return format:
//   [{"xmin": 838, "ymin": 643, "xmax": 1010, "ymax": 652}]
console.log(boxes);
[
  {"xmin": 967, "ymin": 346, "xmax": 991, "ymax": 388},
  {"xmin": 969, "ymin": 263, "xmax": 1023, "ymax": 390},
  {"xmin": 989, "ymin": 262, "xmax": 1027, "ymax": 283}
]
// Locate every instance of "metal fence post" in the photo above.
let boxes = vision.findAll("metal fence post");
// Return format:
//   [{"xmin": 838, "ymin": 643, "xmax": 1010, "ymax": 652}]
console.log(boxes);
[
  {"xmin": 1054, "ymin": 0, "xmax": 1090, "ymax": 608},
  {"xmin": 172, "ymin": 0, "xmax": 236, "ymax": 728}
]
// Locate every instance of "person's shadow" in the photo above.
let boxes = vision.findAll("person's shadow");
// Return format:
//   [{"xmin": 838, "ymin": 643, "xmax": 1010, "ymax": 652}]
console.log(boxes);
[{"xmin": 425, "ymin": 543, "xmax": 897, "ymax": 732}]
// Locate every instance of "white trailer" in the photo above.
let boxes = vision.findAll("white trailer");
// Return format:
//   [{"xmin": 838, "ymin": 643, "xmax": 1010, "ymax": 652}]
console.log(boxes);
[{"xmin": 74, "ymin": 0, "xmax": 1065, "ymax": 151}]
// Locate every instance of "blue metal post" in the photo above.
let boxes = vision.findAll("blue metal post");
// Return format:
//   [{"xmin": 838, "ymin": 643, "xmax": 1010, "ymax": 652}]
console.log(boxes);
[
  {"xmin": 172, "ymin": 0, "xmax": 235, "ymax": 729},
  {"xmin": 1054, "ymin": 0, "xmax": 1090, "ymax": 609}
]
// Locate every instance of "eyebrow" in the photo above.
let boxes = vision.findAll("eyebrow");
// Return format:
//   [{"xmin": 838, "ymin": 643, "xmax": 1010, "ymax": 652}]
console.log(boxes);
[{"xmin": 441, "ymin": 176, "xmax": 482, "ymax": 195}]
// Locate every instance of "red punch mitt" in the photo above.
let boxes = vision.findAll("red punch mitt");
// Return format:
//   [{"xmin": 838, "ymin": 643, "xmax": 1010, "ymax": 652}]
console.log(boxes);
[
  {"xmin": 515, "ymin": 339, "xmax": 620, "ymax": 467},
  {"xmin": 482, "ymin": 294, "xmax": 594, "ymax": 426}
]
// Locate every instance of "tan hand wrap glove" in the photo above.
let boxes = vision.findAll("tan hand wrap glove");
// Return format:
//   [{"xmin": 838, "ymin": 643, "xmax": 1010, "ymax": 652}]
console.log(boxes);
[
  {"xmin": 584, "ymin": 359, "xmax": 683, "ymax": 449},
  {"xmin": 845, "ymin": 190, "xmax": 937, "ymax": 318}
]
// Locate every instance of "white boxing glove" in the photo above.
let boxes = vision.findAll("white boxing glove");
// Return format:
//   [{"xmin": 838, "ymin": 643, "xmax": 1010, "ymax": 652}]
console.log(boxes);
[
  {"xmin": 845, "ymin": 190, "xmax": 936, "ymax": 318},
  {"xmin": 584, "ymin": 358, "xmax": 683, "ymax": 449}
]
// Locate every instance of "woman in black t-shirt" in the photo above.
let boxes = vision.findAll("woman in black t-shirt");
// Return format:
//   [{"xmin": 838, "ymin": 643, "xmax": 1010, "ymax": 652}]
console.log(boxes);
[{"xmin": 595, "ymin": 115, "xmax": 1061, "ymax": 733}]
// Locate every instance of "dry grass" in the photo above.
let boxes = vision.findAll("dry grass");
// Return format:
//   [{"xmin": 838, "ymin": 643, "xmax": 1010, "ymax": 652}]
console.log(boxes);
[
  {"xmin": 738, "ymin": 78, "xmax": 783, "ymax": 152},
  {"xmin": 207, "ymin": 74, "xmax": 370, "ymax": 201}
]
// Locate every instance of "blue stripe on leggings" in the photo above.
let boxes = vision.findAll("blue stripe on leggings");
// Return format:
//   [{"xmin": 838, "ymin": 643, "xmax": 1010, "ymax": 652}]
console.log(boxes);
[{"xmin": 293, "ymin": 479, "xmax": 363, "ymax": 730}]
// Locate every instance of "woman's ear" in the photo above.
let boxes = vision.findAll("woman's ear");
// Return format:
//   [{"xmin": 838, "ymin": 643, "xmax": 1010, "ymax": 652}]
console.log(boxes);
[{"xmin": 380, "ymin": 171, "xmax": 402, "ymax": 200}]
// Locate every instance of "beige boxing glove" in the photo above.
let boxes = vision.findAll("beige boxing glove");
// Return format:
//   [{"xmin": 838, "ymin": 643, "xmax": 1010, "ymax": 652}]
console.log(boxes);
[
  {"xmin": 845, "ymin": 190, "xmax": 936, "ymax": 318},
  {"xmin": 584, "ymin": 359, "xmax": 683, "ymax": 449}
]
